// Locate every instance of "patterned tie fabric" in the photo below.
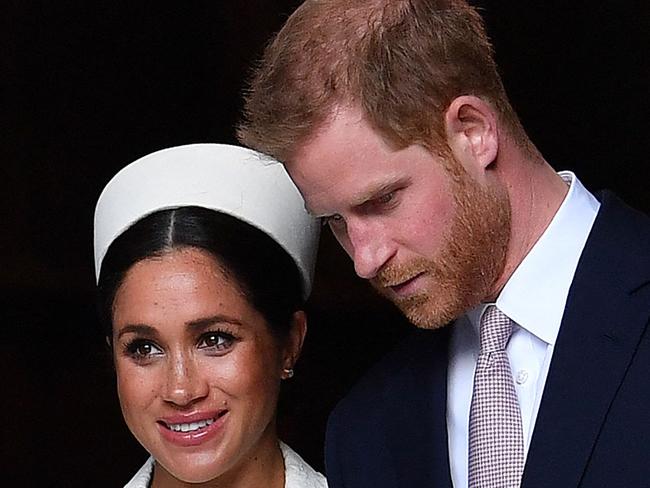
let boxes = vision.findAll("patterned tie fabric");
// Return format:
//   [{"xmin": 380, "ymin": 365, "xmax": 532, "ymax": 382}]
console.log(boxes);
[{"xmin": 468, "ymin": 305, "xmax": 525, "ymax": 488}]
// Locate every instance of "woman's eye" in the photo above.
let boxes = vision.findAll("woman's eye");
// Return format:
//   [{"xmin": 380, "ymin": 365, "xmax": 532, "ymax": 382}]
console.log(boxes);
[
  {"xmin": 126, "ymin": 341, "xmax": 163, "ymax": 360},
  {"xmin": 198, "ymin": 332, "xmax": 235, "ymax": 352}
]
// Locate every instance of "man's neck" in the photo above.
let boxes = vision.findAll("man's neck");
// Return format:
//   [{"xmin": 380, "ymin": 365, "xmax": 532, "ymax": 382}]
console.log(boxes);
[{"xmin": 489, "ymin": 147, "xmax": 569, "ymax": 299}]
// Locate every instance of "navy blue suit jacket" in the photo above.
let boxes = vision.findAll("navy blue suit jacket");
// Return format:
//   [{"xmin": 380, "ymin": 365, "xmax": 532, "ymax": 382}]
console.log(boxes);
[{"xmin": 325, "ymin": 192, "xmax": 650, "ymax": 487}]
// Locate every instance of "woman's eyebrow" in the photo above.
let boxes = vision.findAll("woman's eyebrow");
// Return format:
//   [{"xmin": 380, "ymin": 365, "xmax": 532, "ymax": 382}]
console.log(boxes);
[
  {"xmin": 116, "ymin": 323, "xmax": 158, "ymax": 340},
  {"xmin": 186, "ymin": 315, "xmax": 244, "ymax": 332}
]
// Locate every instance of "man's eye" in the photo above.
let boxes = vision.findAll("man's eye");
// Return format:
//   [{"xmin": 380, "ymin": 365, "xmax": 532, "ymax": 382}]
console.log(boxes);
[
  {"xmin": 322, "ymin": 214, "xmax": 345, "ymax": 228},
  {"xmin": 377, "ymin": 191, "xmax": 395, "ymax": 205}
]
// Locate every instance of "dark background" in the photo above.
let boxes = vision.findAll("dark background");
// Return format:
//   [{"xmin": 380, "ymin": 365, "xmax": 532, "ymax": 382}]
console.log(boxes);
[{"xmin": 2, "ymin": 1, "xmax": 647, "ymax": 485}]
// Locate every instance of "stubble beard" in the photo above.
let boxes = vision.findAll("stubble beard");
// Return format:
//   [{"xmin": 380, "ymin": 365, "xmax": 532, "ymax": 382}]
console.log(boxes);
[{"xmin": 372, "ymin": 164, "xmax": 511, "ymax": 329}]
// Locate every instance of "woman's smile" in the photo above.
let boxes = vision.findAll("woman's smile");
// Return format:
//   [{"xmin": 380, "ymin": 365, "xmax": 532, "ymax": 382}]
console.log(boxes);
[{"xmin": 157, "ymin": 410, "xmax": 229, "ymax": 447}]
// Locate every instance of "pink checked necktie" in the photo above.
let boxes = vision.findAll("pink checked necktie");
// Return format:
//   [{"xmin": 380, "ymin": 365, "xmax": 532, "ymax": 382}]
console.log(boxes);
[{"xmin": 468, "ymin": 305, "xmax": 525, "ymax": 488}]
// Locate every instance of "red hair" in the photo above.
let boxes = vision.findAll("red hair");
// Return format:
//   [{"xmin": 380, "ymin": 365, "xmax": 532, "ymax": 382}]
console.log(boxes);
[{"xmin": 238, "ymin": 0, "xmax": 526, "ymax": 160}]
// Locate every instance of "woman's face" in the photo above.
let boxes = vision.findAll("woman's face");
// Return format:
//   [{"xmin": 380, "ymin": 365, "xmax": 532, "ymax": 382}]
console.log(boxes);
[{"xmin": 112, "ymin": 247, "xmax": 297, "ymax": 483}]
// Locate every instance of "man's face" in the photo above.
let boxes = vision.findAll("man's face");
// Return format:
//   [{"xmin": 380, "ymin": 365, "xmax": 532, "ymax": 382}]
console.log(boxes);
[{"xmin": 288, "ymin": 107, "xmax": 511, "ymax": 328}]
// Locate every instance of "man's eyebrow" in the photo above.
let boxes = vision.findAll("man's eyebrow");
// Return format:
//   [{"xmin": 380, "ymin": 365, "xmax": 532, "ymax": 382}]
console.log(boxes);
[
  {"xmin": 351, "ymin": 177, "xmax": 409, "ymax": 208},
  {"xmin": 116, "ymin": 324, "xmax": 158, "ymax": 340},
  {"xmin": 185, "ymin": 315, "xmax": 244, "ymax": 332},
  {"xmin": 309, "ymin": 177, "xmax": 408, "ymax": 219}
]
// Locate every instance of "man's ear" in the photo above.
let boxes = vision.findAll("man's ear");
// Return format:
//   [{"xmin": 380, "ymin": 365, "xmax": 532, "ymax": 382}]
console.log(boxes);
[{"xmin": 444, "ymin": 95, "xmax": 499, "ymax": 172}]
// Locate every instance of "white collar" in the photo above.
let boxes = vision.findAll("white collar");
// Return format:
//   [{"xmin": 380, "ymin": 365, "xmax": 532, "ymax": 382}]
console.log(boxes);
[
  {"xmin": 281, "ymin": 441, "xmax": 328, "ymax": 488},
  {"xmin": 123, "ymin": 442, "xmax": 326, "ymax": 488},
  {"xmin": 123, "ymin": 456, "xmax": 154, "ymax": 488},
  {"xmin": 470, "ymin": 171, "xmax": 600, "ymax": 345}
]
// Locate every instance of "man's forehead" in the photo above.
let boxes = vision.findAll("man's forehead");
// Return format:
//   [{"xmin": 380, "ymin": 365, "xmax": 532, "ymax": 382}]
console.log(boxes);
[
  {"xmin": 284, "ymin": 105, "xmax": 423, "ymax": 214},
  {"xmin": 287, "ymin": 158, "xmax": 406, "ymax": 217},
  {"xmin": 286, "ymin": 165, "xmax": 346, "ymax": 216}
]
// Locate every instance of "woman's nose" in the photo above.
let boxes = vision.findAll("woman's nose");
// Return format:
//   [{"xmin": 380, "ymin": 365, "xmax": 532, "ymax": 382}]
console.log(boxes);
[{"xmin": 162, "ymin": 352, "xmax": 209, "ymax": 407}]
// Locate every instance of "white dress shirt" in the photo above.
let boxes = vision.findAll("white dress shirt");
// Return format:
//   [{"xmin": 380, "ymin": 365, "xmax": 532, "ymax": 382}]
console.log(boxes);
[{"xmin": 447, "ymin": 172, "xmax": 600, "ymax": 488}]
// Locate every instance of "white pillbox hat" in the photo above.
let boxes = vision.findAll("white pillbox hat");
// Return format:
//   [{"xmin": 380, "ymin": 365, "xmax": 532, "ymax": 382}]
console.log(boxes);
[{"xmin": 94, "ymin": 143, "xmax": 320, "ymax": 298}]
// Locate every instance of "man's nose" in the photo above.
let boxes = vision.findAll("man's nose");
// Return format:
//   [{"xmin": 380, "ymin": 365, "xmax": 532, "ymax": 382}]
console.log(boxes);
[
  {"xmin": 162, "ymin": 352, "xmax": 209, "ymax": 407},
  {"xmin": 346, "ymin": 219, "xmax": 395, "ymax": 279}
]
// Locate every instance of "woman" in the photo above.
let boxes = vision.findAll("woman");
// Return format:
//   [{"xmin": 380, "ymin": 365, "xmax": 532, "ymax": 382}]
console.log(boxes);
[{"xmin": 93, "ymin": 144, "xmax": 325, "ymax": 487}]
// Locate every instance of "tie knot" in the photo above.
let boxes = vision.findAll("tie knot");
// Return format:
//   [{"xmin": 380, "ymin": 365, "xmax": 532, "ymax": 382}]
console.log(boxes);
[{"xmin": 479, "ymin": 305, "xmax": 512, "ymax": 353}]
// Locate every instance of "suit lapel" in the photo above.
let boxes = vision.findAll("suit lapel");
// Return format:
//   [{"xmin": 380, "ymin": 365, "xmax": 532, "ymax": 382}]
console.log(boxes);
[
  {"xmin": 522, "ymin": 193, "xmax": 650, "ymax": 487},
  {"xmin": 384, "ymin": 327, "xmax": 453, "ymax": 488}
]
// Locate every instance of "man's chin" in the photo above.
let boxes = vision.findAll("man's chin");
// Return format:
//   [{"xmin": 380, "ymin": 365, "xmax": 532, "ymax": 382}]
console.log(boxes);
[
  {"xmin": 371, "ymin": 282, "xmax": 456, "ymax": 329},
  {"xmin": 396, "ymin": 294, "xmax": 461, "ymax": 330}
]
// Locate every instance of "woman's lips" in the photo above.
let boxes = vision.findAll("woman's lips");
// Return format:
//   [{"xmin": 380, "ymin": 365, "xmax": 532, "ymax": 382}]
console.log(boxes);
[{"xmin": 158, "ymin": 410, "xmax": 228, "ymax": 447}]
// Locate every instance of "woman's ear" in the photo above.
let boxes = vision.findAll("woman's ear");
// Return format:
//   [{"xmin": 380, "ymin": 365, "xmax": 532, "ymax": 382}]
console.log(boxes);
[
  {"xmin": 282, "ymin": 311, "xmax": 307, "ymax": 378},
  {"xmin": 444, "ymin": 95, "xmax": 499, "ymax": 173}
]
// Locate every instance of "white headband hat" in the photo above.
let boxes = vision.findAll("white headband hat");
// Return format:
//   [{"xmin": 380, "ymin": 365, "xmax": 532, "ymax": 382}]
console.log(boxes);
[{"xmin": 94, "ymin": 143, "xmax": 320, "ymax": 298}]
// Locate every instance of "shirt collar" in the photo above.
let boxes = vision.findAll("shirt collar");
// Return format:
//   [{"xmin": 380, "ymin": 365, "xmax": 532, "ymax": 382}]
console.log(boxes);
[
  {"xmin": 123, "ymin": 456, "xmax": 154, "ymax": 488},
  {"xmin": 488, "ymin": 171, "xmax": 600, "ymax": 345}
]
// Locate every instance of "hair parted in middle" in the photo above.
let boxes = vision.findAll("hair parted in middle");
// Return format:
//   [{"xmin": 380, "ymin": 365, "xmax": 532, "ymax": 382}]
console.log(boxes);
[
  {"xmin": 97, "ymin": 206, "xmax": 304, "ymax": 342},
  {"xmin": 238, "ymin": 0, "xmax": 526, "ymax": 161}
]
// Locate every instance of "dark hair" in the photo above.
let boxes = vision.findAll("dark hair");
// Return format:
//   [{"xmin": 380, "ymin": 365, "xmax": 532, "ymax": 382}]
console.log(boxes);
[{"xmin": 97, "ymin": 206, "xmax": 304, "ymax": 341}]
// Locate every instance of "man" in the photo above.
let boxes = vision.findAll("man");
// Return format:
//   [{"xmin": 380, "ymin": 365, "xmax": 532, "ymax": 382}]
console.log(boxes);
[{"xmin": 238, "ymin": 1, "xmax": 650, "ymax": 487}]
